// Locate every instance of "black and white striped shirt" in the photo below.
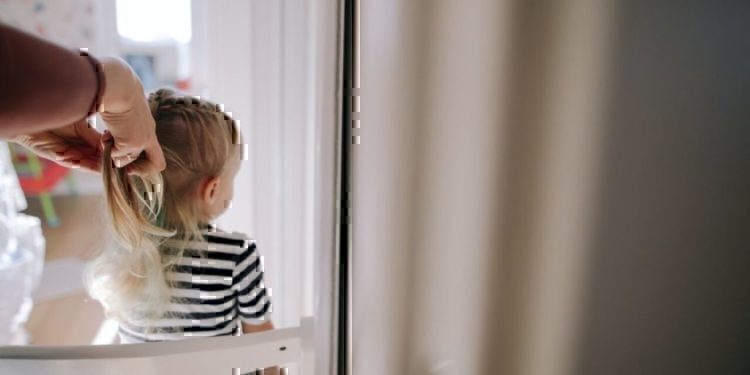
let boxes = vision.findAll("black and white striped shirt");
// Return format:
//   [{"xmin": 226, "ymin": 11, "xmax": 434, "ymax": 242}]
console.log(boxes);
[{"xmin": 117, "ymin": 229, "xmax": 272, "ymax": 344}]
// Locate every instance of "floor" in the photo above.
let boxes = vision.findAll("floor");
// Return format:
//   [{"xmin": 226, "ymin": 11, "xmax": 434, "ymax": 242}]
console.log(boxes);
[{"xmin": 23, "ymin": 195, "xmax": 111, "ymax": 346}]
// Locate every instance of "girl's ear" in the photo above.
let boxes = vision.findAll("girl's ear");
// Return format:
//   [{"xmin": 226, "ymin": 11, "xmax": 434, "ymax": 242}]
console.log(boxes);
[{"xmin": 200, "ymin": 176, "xmax": 221, "ymax": 204}]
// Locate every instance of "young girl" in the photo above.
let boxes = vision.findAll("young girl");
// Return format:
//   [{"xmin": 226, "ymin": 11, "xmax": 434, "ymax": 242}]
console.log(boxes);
[{"xmin": 84, "ymin": 88, "xmax": 273, "ymax": 345}]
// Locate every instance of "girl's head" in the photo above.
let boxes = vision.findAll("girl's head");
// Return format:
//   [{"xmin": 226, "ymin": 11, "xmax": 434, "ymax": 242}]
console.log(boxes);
[
  {"xmin": 85, "ymin": 88, "xmax": 242, "ymax": 321},
  {"xmin": 146, "ymin": 88, "xmax": 241, "ymax": 228}
]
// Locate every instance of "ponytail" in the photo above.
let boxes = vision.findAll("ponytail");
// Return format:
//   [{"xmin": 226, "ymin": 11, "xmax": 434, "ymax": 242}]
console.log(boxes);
[{"xmin": 84, "ymin": 140, "xmax": 175, "ymax": 322}]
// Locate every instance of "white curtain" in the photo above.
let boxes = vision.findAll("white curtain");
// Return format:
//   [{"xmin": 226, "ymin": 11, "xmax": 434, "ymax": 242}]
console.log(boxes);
[{"xmin": 356, "ymin": 0, "xmax": 750, "ymax": 374}]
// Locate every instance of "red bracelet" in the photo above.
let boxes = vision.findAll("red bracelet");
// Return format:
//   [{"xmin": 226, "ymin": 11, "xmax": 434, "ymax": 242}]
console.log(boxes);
[{"xmin": 80, "ymin": 50, "xmax": 106, "ymax": 117}]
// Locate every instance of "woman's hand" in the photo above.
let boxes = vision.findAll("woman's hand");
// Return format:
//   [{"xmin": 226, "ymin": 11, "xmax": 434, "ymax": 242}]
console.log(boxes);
[
  {"xmin": 12, "ymin": 119, "xmax": 103, "ymax": 173},
  {"xmin": 98, "ymin": 56, "xmax": 166, "ymax": 176},
  {"xmin": 8, "ymin": 56, "xmax": 165, "ymax": 176}
]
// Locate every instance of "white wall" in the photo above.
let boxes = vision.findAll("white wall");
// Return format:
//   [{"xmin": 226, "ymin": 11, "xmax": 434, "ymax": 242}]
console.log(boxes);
[
  {"xmin": 0, "ymin": 0, "xmax": 96, "ymax": 48},
  {"xmin": 193, "ymin": 3, "xmax": 339, "ymax": 374},
  {"xmin": 192, "ymin": 0, "xmax": 255, "ymax": 237}
]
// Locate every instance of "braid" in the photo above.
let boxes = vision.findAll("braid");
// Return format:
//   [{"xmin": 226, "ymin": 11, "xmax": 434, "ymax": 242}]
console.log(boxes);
[
  {"xmin": 147, "ymin": 88, "xmax": 174, "ymax": 119},
  {"xmin": 148, "ymin": 89, "xmax": 235, "ymax": 131},
  {"xmin": 147, "ymin": 88, "xmax": 241, "ymax": 176}
]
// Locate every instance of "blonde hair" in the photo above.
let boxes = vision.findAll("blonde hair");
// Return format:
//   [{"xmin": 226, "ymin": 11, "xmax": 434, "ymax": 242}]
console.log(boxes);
[{"xmin": 84, "ymin": 88, "xmax": 240, "ymax": 324}]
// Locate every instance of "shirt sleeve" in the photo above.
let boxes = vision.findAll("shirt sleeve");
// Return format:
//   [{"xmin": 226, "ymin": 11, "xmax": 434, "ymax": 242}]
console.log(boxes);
[
  {"xmin": 0, "ymin": 23, "xmax": 104, "ymax": 137},
  {"xmin": 232, "ymin": 239, "xmax": 273, "ymax": 325}
]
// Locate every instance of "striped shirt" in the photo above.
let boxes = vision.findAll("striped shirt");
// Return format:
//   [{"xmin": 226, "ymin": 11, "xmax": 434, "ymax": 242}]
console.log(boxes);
[{"xmin": 117, "ymin": 229, "xmax": 272, "ymax": 344}]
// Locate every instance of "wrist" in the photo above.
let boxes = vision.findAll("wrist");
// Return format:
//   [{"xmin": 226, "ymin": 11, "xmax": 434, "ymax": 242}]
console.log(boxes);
[{"xmin": 81, "ymin": 52, "xmax": 106, "ymax": 118}]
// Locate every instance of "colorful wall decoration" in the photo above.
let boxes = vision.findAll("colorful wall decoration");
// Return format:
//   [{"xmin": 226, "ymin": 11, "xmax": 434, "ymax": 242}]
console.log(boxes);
[{"xmin": 0, "ymin": 0, "xmax": 95, "ymax": 49}]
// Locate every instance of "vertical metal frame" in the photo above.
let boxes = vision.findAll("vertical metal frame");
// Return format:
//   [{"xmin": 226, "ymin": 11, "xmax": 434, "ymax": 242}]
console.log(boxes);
[{"xmin": 336, "ymin": 0, "xmax": 355, "ymax": 374}]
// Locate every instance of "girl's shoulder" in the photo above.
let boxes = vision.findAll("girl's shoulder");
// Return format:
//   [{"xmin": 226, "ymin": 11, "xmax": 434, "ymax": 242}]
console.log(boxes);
[
  {"xmin": 201, "ymin": 227, "xmax": 256, "ymax": 250},
  {"xmin": 201, "ymin": 229, "xmax": 259, "ymax": 268}
]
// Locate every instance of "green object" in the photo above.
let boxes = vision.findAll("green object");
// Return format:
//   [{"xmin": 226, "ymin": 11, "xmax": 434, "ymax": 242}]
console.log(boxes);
[
  {"xmin": 38, "ymin": 193, "xmax": 59, "ymax": 227},
  {"xmin": 8, "ymin": 145, "xmax": 63, "ymax": 227}
]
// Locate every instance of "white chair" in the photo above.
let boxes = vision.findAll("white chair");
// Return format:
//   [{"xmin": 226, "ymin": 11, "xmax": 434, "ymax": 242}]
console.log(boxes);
[{"xmin": 0, "ymin": 317, "xmax": 314, "ymax": 375}]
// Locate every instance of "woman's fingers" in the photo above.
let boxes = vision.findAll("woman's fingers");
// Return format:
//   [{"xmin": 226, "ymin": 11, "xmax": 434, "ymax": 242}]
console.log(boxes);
[
  {"xmin": 121, "ymin": 143, "xmax": 164, "ymax": 177},
  {"xmin": 60, "ymin": 157, "xmax": 101, "ymax": 172},
  {"xmin": 106, "ymin": 132, "xmax": 142, "ymax": 168},
  {"xmin": 53, "ymin": 147, "xmax": 101, "ymax": 172},
  {"xmin": 105, "ymin": 135, "xmax": 165, "ymax": 175},
  {"xmin": 11, "ymin": 121, "xmax": 105, "ymax": 173},
  {"xmin": 74, "ymin": 119, "xmax": 104, "ymax": 153},
  {"xmin": 111, "ymin": 152, "xmax": 139, "ymax": 168},
  {"xmin": 143, "ymin": 138, "xmax": 166, "ymax": 172}
]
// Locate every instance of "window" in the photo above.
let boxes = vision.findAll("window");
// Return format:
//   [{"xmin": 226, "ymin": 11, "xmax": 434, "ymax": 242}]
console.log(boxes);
[
  {"xmin": 115, "ymin": 0, "xmax": 192, "ymax": 44},
  {"xmin": 115, "ymin": 0, "xmax": 192, "ymax": 91}
]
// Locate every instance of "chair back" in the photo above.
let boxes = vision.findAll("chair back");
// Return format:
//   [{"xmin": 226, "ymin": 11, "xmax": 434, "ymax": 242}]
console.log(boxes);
[{"xmin": 0, "ymin": 317, "xmax": 315, "ymax": 375}]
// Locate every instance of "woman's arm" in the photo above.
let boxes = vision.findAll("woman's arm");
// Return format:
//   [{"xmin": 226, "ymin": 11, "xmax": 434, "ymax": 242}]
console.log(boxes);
[{"xmin": 0, "ymin": 24, "xmax": 102, "ymax": 137}]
